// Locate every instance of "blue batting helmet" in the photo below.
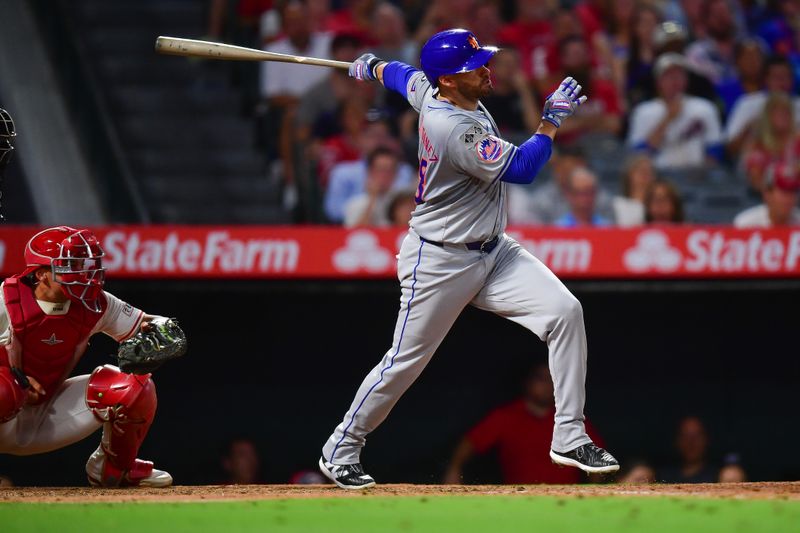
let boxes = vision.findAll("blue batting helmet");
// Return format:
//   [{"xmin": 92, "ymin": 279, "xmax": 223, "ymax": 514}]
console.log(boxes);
[{"xmin": 420, "ymin": 29, "xmax": 499, "ymax": 87}]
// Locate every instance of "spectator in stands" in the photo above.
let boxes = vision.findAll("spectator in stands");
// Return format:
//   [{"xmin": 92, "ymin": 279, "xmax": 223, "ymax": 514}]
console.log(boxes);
[
  {"xmin": 481, "ymin": 49, "xmax": 540, "ymax": 140},
  {"xmin": 326, "ymin": 0, "xmax": 377, "ymax": 41},
  {"xmin": 734, "ymin": 162, "xmax": 800, "ymax": 227},
  {"xmin": 662, "ymin": 0, "xmax": 708, "ymax": 41},
  {"xmin": 627, "ymin": 21, "xmax": 719, "ymax": 109},
  {"xmin": 544, "ymin": 36, "xmax": 622, "ymax": 146},
  {"xmin": 685, "ymin": 0, "xmax": 742, "ymax": 89},
  {"xmin": 718, "ymin": 453, "xmax": 747, "ymax": 483},
  {"xmin": 555, "ymin": 167, "xmax": 612, "ymax": 227},
  {"xmin": 371, "ymin": 2, "xmax": 417, "ymax": 65},
  {"xmin": 495, "ymin": 0, "xmax": 556, "ymax": 82},
  {"xmin": 314, "ymin": 97, "xmax": 370, "ymax": 186},
  {"xmin": 524, "ymin": 149, "xmax": 614, "ymax": 225},
  {"xmin": 613, "ymin": 154, "xmax": 657, "ymax": 227},
  {"xmin": 726, "ymin": 56, "xmax": 800, "ymax": 157},
  {"xmin": 221, "ymin": 437, "xmax": 263, "ymax": 485},
  {"xmin": 289, "ymin": 469, "xmax": 328, "ymax": 484},
  {"xmin": 386, "ymin": 188, "xmax": 417, "ymax": 227},
  {"xmin": 659, "ymin": 416, "xmax": 718, "ymax": 484},
  {"xmin": 716, "ymin": 39, "xmax": 766, "ymax": 117},
  {"xmin": 260, "ymin": 1, "xmax": 333, "ymax": 185},
  {"xmin": 628, "ymin": 53, "xmax": 723, "ymax": 170},
  {"xmin": 413, "ymin": 0, "xmax": 475, "ymax": 50},
  {"xmin": 645, "ymin": 179, "xmax": 685, "ymax": 224},
  {"xmin": 468, "ymin": 0, "xmax": 503, "ymax": 48},
  {"xmin": 343, "ymin": 147, "xmax": 402, "ymax": 227},
  {"xmin": 624, "ymin": 5, "xmax": 664, "ymax": 109},
  {"xmin": 295, "ymin": 33, "xmax": 368, "ymax": 143},
  {"xmin": 617, "ymin": 460, "xmax": 656, "ymax": 484},
  {"xmin": 740, "ymin": 92, "xmax": 800, "ymax": 192},
  {"xmin": 443, "ymin": 361, "xmax": 607, "ymax": 485},
  {"xmin": 601, "ymin": 0, "xmax": 637, "ymax": 97},
  {"xmin": 324, "ymin": 127, "xmax": 413, "ymax": 223}
]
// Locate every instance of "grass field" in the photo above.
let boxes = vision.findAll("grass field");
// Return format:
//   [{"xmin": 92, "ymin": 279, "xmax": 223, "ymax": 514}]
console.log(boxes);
[{"xmin": 2, "ymin": 483, "xmax": 799, "ymax": 533}]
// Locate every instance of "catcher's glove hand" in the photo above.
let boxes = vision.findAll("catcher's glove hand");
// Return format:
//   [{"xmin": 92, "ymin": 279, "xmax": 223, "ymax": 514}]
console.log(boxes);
[{"xmin": 117, "ymin": 317, "xmax": 187, "ymax": 375}]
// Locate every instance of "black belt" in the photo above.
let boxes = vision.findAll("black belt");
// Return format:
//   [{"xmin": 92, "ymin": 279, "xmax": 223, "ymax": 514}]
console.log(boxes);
[{"xmin": 421, "ymin": 234, "xmax": 500, "ymax": 254}]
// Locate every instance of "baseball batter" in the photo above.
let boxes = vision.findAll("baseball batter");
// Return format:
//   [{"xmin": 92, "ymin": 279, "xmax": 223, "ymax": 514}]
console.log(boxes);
[
  {"xmin": 0, "ymin": 226, "xmax": 181, "ymax": 487},
  {"xmin": 319, "ymin": 29, "xmax": 619, "ymax": 489}
]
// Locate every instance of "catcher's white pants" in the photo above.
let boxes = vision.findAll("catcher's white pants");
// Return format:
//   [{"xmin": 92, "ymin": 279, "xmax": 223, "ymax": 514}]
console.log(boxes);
[
  {"xmin": 322, "ymin": 231, "xmax": 592, "ymax": 464},
  {"xmin": 0, "ymin": 375, "xmax": 101, "ymax": 455}
]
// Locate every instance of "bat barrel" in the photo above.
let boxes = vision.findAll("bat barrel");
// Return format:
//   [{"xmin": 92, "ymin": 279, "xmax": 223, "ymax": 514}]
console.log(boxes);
[{"xmin": 155, "ymin": 36, "xmax": 352, "ymax": 70}]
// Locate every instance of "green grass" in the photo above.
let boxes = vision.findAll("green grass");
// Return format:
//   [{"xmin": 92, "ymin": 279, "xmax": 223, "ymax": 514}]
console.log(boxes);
[{"xmin": 2, "ymin": 495, "xmax": 799, "ymax": 533}]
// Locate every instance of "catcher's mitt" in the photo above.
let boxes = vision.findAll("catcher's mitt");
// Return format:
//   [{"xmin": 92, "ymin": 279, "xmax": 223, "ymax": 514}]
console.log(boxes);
[{"xmin": 117, "ymin": 317, "xmax": 187, "ymax": 374}]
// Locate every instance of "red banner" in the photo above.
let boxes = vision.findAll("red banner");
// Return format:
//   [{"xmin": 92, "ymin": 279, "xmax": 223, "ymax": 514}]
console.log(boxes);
[{"xmin": 2, "ymin": 225, "xmax": 800, "ymax": 279}]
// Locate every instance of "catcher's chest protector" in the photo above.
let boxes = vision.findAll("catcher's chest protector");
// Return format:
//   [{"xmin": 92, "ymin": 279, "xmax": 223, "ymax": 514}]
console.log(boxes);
[{"xmin": 1, "ymin": 276, "xmax": 105, "ymax": 398}]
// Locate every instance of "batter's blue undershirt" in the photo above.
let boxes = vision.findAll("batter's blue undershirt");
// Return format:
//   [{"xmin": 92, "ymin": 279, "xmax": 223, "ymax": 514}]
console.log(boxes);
[{"xmin": 381, "ymin": 61, "xmax": 553, "ymax": 186}]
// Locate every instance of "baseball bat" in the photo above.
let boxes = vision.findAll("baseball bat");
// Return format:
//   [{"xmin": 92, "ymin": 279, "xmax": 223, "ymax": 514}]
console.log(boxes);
[{"xmin": 154, "ymin": 36, "xmax": 352, "ymax": 70}]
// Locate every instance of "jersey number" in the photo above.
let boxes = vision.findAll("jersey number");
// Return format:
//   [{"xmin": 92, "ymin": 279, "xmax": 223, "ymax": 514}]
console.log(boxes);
[{"xmin": 415, "ymin": 159, "xmax": 429, "ymax": 205}]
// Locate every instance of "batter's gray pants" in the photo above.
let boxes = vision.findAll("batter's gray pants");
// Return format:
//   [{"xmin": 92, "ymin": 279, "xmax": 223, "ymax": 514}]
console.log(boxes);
[{"xmin": 322, "ymin": 231, "xmax": 592, "ymax": 464}]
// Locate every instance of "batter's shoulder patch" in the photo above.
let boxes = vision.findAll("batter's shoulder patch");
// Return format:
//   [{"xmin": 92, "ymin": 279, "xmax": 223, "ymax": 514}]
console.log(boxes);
[
  {"xmin": 460, "ymin": 124, "xmax": 484, "ymax": 145},
  {"xmin": 475, "ymin": 135, "xmax": 504, "ymax": 162}
]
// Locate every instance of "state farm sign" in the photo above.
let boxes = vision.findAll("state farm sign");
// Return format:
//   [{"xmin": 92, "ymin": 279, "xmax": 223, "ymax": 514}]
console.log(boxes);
[
  {"xmin": 102, "ymin": 231, "xmax": 300, "ymax": 274},
  {"xmin": 1, "ymin": 225, "xmax": 799, "ymax": 279}
]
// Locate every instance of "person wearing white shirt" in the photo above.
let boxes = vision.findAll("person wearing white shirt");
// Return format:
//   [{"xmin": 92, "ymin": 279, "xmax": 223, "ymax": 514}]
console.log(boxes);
[
  {"xmin": 734, "ymin": 162, "xmax": 800, "ymax": 227},
  {"xmin": 627, "ymin": 53, "xmax": 723, "ymax": 170}
]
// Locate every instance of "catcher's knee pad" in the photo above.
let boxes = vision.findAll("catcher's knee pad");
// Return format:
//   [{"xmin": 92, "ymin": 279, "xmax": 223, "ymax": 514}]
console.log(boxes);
[
  {"xmin": 0, "ymin": 366, "xmax": 26, "ymax": 423},
  {"xmin": 86, "ymin": 365, "xmax": 157, "ymax": 469}
]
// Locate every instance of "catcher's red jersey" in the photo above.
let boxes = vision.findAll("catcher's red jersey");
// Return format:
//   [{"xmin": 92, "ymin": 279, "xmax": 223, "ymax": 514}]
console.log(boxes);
[{"xmin": 0, "ymin": 276, "xmax": 144, "ymax": 398}]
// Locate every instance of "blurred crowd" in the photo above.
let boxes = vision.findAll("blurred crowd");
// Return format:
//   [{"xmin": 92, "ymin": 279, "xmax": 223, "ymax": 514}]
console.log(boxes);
[{"xmin": 206, "ymin": 0, "xmax": 800, "ymax": 228}]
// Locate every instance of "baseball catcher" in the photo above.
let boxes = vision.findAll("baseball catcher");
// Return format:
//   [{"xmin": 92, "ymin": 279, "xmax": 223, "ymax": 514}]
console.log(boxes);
[{"xmin": 0, "ymin": 226, "xmax": 186, "ymax": 487}]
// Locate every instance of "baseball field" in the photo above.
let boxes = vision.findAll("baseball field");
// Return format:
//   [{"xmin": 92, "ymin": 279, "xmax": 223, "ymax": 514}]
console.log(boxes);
[{"xmin": 1, "ymin": 482, "xmax": 798, "ymax": 532}]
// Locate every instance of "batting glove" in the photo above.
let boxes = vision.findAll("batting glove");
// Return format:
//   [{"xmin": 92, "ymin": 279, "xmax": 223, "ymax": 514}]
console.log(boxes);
[
  {"xmin": 349, "ymin": 53, "xmax": 383, "ymax": 82},
  {"xmin": 542, "ymin": 77, "xmax": 588, "ymax": 128}
]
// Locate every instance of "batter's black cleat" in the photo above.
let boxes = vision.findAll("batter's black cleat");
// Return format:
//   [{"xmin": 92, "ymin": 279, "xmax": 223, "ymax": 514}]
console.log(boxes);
[
  {"xmin": 319, "ymin": 457, "xmax": 376, "ymax": 489},
  {"xmin": 550, "ymin": 443, "xmax": 620, "ymax": 474}
]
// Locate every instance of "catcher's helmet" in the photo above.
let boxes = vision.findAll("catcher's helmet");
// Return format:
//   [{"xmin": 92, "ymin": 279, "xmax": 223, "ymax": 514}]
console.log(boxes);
[
  {"xmin": 23, "ymin": 226, "xmax": 106, "ymax": 312},
  {"xmin": 420, "ymin": 29, "xmax": 498, "ymax": 87}
]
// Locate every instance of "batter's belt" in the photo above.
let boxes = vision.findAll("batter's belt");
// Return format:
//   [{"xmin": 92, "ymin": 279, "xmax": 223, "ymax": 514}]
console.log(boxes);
[{"xmin": 420, "ymin": 234, "xmax": 500, "ymax": 254}]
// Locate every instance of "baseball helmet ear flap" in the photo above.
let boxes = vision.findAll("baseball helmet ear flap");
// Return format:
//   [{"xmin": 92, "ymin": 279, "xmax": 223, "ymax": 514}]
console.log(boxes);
[{"xmin": 420, "ymin": 29, "xmax": 499, "ymax": 87}]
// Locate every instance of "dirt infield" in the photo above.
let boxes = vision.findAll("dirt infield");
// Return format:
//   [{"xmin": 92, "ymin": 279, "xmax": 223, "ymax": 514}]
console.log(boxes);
[{"xmin": 1, "ymin": 482, "xmax": 798, "ymax": 503}]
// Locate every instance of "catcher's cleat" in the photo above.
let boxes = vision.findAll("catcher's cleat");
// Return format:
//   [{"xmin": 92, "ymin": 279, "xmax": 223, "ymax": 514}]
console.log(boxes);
[
  {"xmin": 86, "ymin": 447, "xmax": 173, "ymax": 488},
  {"xmin": 550, "ymin": 443, "xmax": 620, "ymax": 474},
  {"xmin": 319, "ymin": 457, "xmax": 376, "ymax": 489}
]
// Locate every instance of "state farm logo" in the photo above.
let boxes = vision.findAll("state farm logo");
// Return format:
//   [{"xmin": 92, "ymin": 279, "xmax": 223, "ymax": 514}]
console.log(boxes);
[
  {"xmin": 623, "ymin": 230, "xmax": 682, "ymax": 273},
  {"xmin": 333, "ymin": 231, "xmax": 393, "ymax": 273},
  {"xmin": 103, "ymin": 231, "xmax": 299, "ymax": 273}
]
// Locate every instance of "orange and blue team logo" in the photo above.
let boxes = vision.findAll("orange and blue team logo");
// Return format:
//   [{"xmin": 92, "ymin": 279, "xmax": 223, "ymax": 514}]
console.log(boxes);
[
  {"xmin": 476, "ymin": 136, "xmax": 503, "ymax": 162},
  {"xmin": 468, "ymin": 35, "xmax": 479, "ymax": 50}
]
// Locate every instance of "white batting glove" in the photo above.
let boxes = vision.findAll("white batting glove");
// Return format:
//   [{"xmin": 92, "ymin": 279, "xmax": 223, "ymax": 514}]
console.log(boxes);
[
  {"xmin": 349, "ymin": 53, "xmax": 383, "ymax": 82},
  {"xmin": 542, "ymin": 77, "xmax": 588, "ymax": 128}
]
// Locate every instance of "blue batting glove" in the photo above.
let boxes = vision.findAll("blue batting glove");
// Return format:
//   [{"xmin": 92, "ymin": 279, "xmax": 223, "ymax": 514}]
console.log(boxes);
[
  {"xmin": 542, "ymin": 77, "xmax": 588, "ymax": 128},
  {"xmin": 349, "ymin": 53, "xmax": 383, "ymax": 82}
]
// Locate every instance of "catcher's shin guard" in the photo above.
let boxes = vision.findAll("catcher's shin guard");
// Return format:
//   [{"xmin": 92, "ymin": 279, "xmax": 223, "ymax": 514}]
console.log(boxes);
[
  {"xmin": 85, "ymin": 365, "xmax": 162, "ymax": 486},
  {"xmin": 0, "ymin": 366, "xmax": 26, "ymax": 423}
]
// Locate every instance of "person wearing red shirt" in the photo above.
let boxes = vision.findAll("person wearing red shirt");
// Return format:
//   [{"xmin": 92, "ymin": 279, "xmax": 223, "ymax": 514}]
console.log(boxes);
[
  {"xmin": 496, "ymin": 0, "xmax": 556, "ymax": 81},
  {"xmin": 444, "ymin": 362, "xmax": 606, "ymax": 484}
]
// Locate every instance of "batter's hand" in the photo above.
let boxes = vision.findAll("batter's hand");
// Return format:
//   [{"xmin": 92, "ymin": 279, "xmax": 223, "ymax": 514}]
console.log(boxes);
[
  {"xmin": 542, "ymin": 77, "xmax": 588, "ymax": 128},
  {"xmin": 349, "ymin": 53, "xmax": 382, "ymax": 82}
]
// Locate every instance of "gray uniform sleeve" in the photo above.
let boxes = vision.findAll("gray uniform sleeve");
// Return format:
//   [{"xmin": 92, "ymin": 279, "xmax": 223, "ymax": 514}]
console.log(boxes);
[
  {"xmin": 446, "ymin": 120, "xmax": 517, "ymax": 183},
  {"xmin": 406, "ymin": 71, "xmax": 432, "ymax": 113}
]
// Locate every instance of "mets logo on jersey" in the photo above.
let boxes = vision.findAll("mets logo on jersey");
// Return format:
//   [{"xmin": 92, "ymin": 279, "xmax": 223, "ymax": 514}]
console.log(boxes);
[
  {"xmin": 468, "ymin": 35, "xmax": 479, "ymax": 49},
  {"xmin": 476, "ymin": 136, "xmax": 503, "ymax": 162}
]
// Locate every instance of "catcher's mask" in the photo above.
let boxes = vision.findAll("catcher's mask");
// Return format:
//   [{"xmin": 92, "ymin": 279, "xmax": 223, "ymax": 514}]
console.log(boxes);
[
  {"xmin": 23, "ymin": 226, "xmax": 106, "ymax": 312},
  {"xmin": 0, "ymin": 108, "xmax": 15, "ymax": 166}
]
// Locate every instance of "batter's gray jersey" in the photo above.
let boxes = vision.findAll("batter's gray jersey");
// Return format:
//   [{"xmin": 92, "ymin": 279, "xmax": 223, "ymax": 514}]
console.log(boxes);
[{"xmin": 405, "ymin": 72, "xmax": 517, "ymax": 243}]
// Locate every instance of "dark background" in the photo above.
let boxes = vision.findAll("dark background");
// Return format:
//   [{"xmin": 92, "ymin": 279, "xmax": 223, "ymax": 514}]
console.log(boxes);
[{"xmin": 1, "ymin": 279, "xmax": 798, "ymax": 486}]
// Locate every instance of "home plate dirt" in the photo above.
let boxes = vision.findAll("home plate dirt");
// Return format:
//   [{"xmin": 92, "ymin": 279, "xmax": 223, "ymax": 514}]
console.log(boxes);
[{"xmin": 1, "ymin": 482, "xmax": 798, "ymax": 503}]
